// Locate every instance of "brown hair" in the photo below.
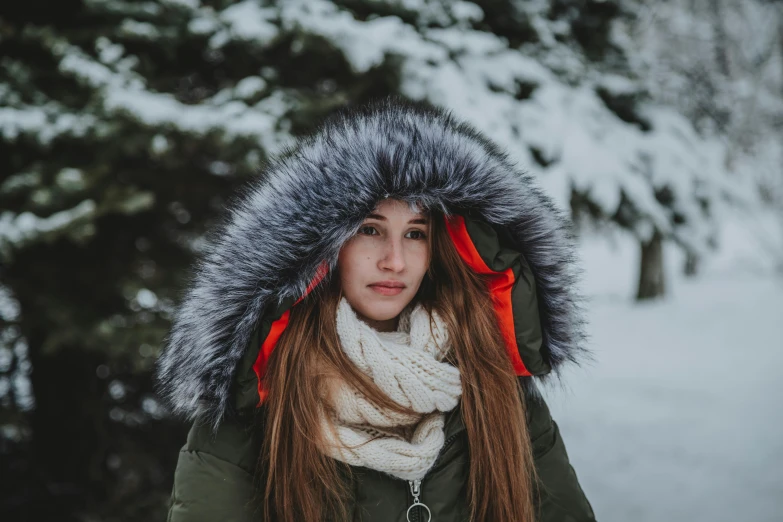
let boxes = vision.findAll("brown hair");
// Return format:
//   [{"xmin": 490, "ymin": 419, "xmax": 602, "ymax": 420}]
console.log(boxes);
[{"xmin": 255, "ymin": 208, "xmax": 539, "ymax": 521}]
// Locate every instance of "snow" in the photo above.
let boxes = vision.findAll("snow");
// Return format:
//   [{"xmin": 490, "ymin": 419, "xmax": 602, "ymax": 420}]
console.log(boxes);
[
  {"xmin": 0, "ymin": 200, "xmax": 97, "ymax": 257},
  {"xmin": 103, "ymin": 79, "xmax": 290, "ymax": 147},
  {"xmin": 234, "ymin": 76, "xmax": 266, "ymax": 99},
  {"xmin": 135, "ymin": 288, "xmax": 158, "ymax": 309},
  {"xmin": 108, "ymin": 380, "xmax": 126, "ymax": 401},
  {"xmin": 150, "ymin": 134, "xmax": 169, "ymax": 155},
  {"xmin": 0, "ymin": 286, "xmax": 20, "ymax": 326},
  {"xmin": 219, "ymin": 1, "xmax": 279, "ymax": 43},
  {"xmin": 5, "ymin": 0, "xmax": 764, "ymax": 266},
  {"xmin": 0, "ymin": 103, "xmax": 95, "ymax": 146},
  {"xmin": 55, "ymin": 168, "xmax": 85, "ymax": 192},
  {"xmin": 0, "ymin": 281, "xmax": 33, "ymax": 411},
  {"xmin": 0, "ymin": 107, "xmax": 47, "ymax": 140},
  {"xmin": 293, "ymin": 3, "xmax": 741, "ymax": 253},
  {"xmin": 282, "ymin": 3, "xmax": 424, "ymax": 73},
  {"xmin": 426, "ymin": 27, "xmax": 507, "ymax": 54},
  {"xmin": 142, "ymin": 396, "xmax": 166, "ymax": 418},
  {"xmin": 598, "ymin": 74, "xmax": 639, "ymax": 96},
  {"xmin": 188, "ymin": 14, "xmax": 218, "ymax": 35},
  {"xmin": 12, "ymin": 369, "xmax": 34, "ymax": 411},
  {"xmin": 119, "ymin": 19, "xmax": 160, "ymax": 39},
  {"xmin": 450, "ymin": 1, "xmax": 484, "ymax": 23},
  {"xmin": 0, "ymin": 347, "xmax": 11, "ymax": 372},
  {"xmin": 96, "ymin": 37, "xmax": 125, "ymax": 63},
  {"xmin": 541, "ymin": 216, "xmax": 783, "ymax": 522},
  {"xmin": 164, "ymin": 0, "xmax": 198, "ymax": 7},
  {"xmin": 52, "ymin": 42, "xmax": 295, "ymax": 150},
  {"xmin": 59, "ymin": 51, "xmax": 119, "ymax": 88}
]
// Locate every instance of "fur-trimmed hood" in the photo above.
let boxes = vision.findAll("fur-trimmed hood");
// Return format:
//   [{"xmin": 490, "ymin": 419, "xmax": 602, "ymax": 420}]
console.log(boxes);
[{"xmin": 154, "ymin": 97, "xmax": 589, "ymax": 425}]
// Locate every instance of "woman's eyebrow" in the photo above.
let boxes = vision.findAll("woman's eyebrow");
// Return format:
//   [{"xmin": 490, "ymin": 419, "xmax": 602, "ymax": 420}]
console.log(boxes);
[{"xmin": 366, "ymin": 213, "xmax": 429, "ymax": 224}]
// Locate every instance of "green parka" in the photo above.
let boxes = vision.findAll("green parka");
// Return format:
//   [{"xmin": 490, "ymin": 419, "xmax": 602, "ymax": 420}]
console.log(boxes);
[{"xmin": 155, "ymin": 97, "xmax": 596, "ymax": 521}]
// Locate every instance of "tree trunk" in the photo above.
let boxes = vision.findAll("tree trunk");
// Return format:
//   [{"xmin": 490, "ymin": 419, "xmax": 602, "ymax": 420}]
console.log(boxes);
[
  {"xmin": 711, "ymin": 0, "xmax": 732, "ymax": 78},
  {"xmin": 637, "ymin": 229, "xmax": 666, "ymax": 300},
  {"xmin": 684, "ymin": 249, "xmax": 699, "ymax": 277}
]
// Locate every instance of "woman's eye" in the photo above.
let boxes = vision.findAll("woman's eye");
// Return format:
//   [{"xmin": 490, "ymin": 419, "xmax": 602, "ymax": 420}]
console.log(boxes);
[{"xmin": 357, "ymin": 226, "xmax": 426, "ymax": 240}]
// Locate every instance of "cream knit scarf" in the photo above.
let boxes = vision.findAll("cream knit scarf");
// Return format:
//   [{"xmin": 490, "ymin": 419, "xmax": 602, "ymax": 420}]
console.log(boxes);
[{"xmin": 319, "ymin": 297, "xmax": 462, "ymax": 482}]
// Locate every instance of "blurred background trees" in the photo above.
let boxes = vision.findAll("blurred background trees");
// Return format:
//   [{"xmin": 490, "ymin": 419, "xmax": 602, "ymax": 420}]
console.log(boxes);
[{"xmin": 1, "ymin": 1, "xmax": 780, "ymax": 520}]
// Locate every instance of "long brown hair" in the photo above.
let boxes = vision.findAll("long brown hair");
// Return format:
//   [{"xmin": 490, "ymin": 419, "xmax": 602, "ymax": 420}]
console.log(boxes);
[{"xmin": 255, "ymin": 208, "xmax": 539, "ymax": 521}]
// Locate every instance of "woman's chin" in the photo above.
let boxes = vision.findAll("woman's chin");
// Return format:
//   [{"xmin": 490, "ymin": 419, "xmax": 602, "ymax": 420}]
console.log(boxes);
[{"xmin": 356, "ymin": 293, "xmax": 410, "ymax": 317}]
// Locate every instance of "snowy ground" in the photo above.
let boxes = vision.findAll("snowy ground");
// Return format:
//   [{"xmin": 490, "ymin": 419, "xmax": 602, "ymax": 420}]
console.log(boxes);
[{"xmin": 540, "ymin": 216, "xmax": 783, "ymax": 522}]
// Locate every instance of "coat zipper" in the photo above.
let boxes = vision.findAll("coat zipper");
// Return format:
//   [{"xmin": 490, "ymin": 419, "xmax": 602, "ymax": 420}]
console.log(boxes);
[
  {"xmin": 405, "ymin": 431, "xmax": 461, "ymax": 522},
  {"xmin": 407, "ymin": 479, "xmax": 429, "ymax": 522}
]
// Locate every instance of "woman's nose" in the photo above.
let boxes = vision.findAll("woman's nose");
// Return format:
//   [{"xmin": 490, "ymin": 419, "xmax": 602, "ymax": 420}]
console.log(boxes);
[{"xmin": 379, "ymin": 239, "xmax": 405, "ymax": 272}]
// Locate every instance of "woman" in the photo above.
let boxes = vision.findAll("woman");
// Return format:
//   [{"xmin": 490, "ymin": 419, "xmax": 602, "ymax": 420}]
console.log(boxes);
[{"xmin": 155, "ymin": 97, "xmax": 596, "ymax": 522}]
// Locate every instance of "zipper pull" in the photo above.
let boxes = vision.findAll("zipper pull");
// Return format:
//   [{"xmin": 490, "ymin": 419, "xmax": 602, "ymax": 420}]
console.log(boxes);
[{"xmin": 407, "ymin": 479, "xmax": 432, "ymax": 522}]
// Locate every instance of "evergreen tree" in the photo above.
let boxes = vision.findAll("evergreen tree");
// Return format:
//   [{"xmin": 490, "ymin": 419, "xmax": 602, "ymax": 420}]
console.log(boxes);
[
  {"xmin": 614, "ymin": 0, "xmax": 783, "ymax": 280},
  {"xmin": 0, "ymin": 1, "xmax": 394, "ymax": 519}
]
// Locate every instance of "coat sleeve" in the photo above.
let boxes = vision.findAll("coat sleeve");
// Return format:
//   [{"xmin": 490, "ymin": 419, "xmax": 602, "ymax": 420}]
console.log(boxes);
[
  {"xmin": 521, "ymin": 377, "xmax": 597, "ymax": 522},
  {"xmin": 167, "ymin": 413, "xmax": 262, "ymax": 522}
]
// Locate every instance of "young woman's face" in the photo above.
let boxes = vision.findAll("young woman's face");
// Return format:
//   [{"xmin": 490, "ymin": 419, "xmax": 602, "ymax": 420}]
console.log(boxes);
[{"xmin": 337, "ymin": 198, "xmax": 430, "ymax": 332}]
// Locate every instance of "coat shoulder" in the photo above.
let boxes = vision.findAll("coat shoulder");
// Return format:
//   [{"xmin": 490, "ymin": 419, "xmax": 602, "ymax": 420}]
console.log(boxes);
[{"xmin": 167, "ymin": 415, "xmax": 262, "ymax": 522}]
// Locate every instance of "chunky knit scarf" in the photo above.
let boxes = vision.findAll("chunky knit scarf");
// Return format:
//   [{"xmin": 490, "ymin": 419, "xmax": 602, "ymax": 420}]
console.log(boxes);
[{"xmin": 319, "ymin": 297, "xmax": 462, "ymax": 481}]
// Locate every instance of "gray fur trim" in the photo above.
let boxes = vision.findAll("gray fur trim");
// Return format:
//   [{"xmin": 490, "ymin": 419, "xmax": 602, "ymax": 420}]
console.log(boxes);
[{"xmin": 154, "ymin": 96, "xmax": 590, "ymax": 426}]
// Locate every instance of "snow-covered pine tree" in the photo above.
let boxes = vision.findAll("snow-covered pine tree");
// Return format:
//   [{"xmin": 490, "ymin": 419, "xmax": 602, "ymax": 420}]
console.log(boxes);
[
  {"xmin": 617, "ymin": 0, "xmax": 783, "ymax": 276},
  {"xmin": 0, "ymin": 1, "xmax": 410, "ymax": 519}
]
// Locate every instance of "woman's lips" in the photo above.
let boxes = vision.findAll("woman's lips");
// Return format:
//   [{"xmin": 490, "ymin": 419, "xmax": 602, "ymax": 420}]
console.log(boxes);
[{"xmin": 368, "ymin": 284, "xmax": 405, "ymax": 296}]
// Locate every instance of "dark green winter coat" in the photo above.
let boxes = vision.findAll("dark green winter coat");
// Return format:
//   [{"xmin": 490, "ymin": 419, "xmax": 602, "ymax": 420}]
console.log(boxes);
[{"xmin": 156, "ymin": 97, "xmax": 596, "ymax": 521}]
